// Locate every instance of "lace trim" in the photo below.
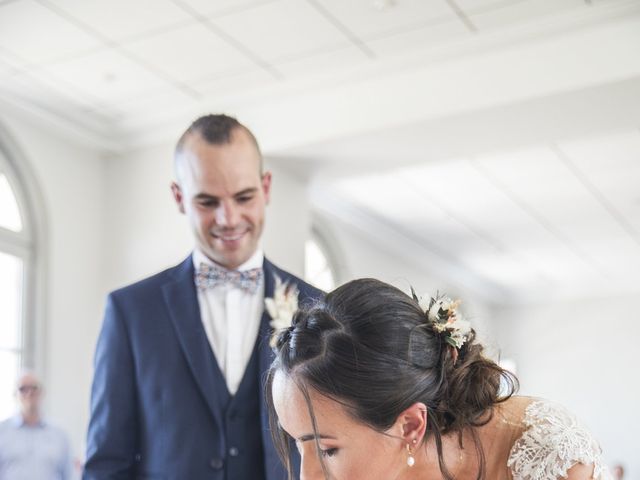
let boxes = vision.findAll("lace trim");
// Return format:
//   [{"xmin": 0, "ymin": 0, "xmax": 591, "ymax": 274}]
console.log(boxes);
[{"xmin": 507, "ymin": 400, "xmax": 612, "ymax": 480}]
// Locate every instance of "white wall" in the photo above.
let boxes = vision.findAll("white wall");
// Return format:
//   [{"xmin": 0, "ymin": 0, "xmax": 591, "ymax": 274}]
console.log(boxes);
[
  {"xmin": 103, "ymin": 141, "xmax": 190, "ymax": 290},
  {"xmin": 0, "ymin": 112, "xmax": 106, "ymax": 464},
  {"xmin": 493, "ymin": 295, "xmax": 639, "ymax": 477}
]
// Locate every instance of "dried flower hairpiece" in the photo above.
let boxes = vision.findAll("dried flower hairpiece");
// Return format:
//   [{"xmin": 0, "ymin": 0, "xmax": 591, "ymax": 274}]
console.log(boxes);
[
  {"xmin": 265, "ymin": 275, "xmax": 299, "ymax": 349},
  {"xmin": 411, "ymin": 288, "xmax": 472, "ymax": 349}
]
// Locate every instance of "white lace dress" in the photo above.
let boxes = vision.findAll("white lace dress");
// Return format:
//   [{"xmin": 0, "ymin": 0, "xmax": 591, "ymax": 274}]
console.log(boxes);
[{"xmin": 507, "ymin": 400, "xmax": 612, "ymax": 480}]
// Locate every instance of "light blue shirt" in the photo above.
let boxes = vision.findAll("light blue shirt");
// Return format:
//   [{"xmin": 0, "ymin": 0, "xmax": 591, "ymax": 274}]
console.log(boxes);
[{"xmin": 0, "ymin": 415, "xmax": 72, "ymax": 480}]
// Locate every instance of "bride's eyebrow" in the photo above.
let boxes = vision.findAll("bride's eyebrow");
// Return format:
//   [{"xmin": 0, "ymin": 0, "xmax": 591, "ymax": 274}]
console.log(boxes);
[{"xmin": 298, "ymin": 433, "xmax": 337, "ymax": 442}]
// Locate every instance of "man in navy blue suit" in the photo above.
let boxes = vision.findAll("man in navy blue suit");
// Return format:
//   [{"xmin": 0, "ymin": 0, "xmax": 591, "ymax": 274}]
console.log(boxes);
[{"xmin": 84, "ymin": 114, "xmax": 322, "ymax": 480}]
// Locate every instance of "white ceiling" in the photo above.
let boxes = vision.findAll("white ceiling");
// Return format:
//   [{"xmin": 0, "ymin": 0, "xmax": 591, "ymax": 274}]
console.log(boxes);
[
  {"xmin": 1, "ymin": 0, "xmax": 639, "ymax": 304},
  {"xmin": 1, "ymin": 0, "xmax": 636, "ymax": 148},
  {"xmin": 312, "ymin": 129, "xmax": 640, "ymax": 304}
]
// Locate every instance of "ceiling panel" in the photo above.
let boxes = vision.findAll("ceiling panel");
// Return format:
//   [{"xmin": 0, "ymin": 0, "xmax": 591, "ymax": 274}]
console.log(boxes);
[
  {"xmin": 332, "ymin": 171, "xmax": 561, "ymax": 292},
  {"xmin": 455, "ymin": 0, "xmax": 529, "ymax": 12},
  {"xmin": 90, "ymin": 84, "xmax": 196, "ymax": 123},
  {"xmin": 123, "ymin": 23, "xmax": 255, "ymax": 83},
  {"xmin": 474, "ymin": 146, "xmax": 640, "ymax": 276},
  {"xmin": 395, "ymin": 159, "xmax": 589, "ymax": 282},
  {"xmin": 46, "ymin": 0, "xmax": 191, "ymax": 41},
  {"xmin": 178, "ymin": 0, "xmax": 278, "ymax": 18},
  {"xmin": 583, "ymin": 235, "xmax": 640, "ymax": 277},
  {"xmin": 333, "ymin": 172, "xmax": 519, "ymax": 272},
  {"xmin": 557, "ymin": 130, "xmax": 640, "ymax": 234},
  {"xmin": 458, "ymin": 251, "xmax": 548, "ymax": 288},
  {"xmin": 469, "ymin": 0, "xmax": 586, "ymax": 31},
  {"xmin": 275, "ymin": 45, "xmax": 369, "ymax": 80},
  {"xmin": 364, "ymin": 20, "xmax": 469, "ymax": 58},
  {"xmin": 42, "ymin": 48, "xmax": 169, "ymax": 103},
  {"xmin": 0, "ymin": 0, "xmax": 102, "ymax": 64},
  {"xmin": 314, "ymin": 0, "xmax": 456, "ymax": 39},
  {"xmin": 191, "ymin": 67, "xmax": 276, "ymax": 97},
  {"xmin": 0, "ymin": 69, "xmax": 99, "ymax": 116},
  {"xmin": 0, "ymin": 47, "xmax": 26, "ymax": 71},
  {"xmin": 0, "ymin": 58, "xmax": 17, "ymax": 78},
  {"xmin": 212, "ymin": 0, "xmax": 350, "ymax": 62}
]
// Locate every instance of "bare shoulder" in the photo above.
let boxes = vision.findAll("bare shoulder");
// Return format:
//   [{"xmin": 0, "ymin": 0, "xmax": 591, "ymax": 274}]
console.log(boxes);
[
  {"xmin": 565, "ymin": 462, "xmax": 602, "ymax": 480},
  {"xmin": 493, "ymin": 395, "xmax": 537, "ymax": 428}
]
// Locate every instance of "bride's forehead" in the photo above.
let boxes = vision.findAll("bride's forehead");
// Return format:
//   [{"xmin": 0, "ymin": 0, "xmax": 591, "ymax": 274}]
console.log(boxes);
[
  {"xmin": 272, "ymin": 372, "xmax": 352, "ymax": 433},
  {"xmin": 272, "ymin": 373, "xmax": 311, "ymax": 435}
]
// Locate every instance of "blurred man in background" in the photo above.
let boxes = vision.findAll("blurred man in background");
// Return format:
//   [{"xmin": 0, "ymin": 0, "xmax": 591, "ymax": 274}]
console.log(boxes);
[{"xmin": 0, "ymin": 371, "xmax": 73, "ymax": 480}]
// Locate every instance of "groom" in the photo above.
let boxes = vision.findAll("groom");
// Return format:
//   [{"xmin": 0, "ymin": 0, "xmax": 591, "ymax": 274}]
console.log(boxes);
[{"xmin": 84, "ymin": 114, "xmax": 322, "ymax": 479}]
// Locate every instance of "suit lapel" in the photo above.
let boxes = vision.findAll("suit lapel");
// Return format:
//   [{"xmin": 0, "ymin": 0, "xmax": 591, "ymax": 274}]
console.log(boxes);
[
  {"xmin": 162, "ymin": 256, "xmax": 227, "ymax": 429},
  {"xmin": 258, "ymin": 259, "xmax": 277, "ymax": 381}
]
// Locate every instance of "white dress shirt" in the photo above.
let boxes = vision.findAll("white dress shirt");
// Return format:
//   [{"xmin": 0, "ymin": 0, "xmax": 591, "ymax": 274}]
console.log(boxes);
[{"xmin": 193, "ymin": 249, "xmax": 265, "ymax": 395}]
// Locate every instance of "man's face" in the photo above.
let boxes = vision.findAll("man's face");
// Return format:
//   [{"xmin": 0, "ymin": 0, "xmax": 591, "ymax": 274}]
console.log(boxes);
[
  {"xmin": 172, "ymin": 128, "xmax": 271, "ymax": 270},
  {"xmin": 16, "ymin": 373, "xmax": 42, "ymax": 417}
]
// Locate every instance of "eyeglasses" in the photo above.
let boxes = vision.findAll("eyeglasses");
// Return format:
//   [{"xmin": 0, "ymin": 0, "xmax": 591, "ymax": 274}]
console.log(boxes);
[{"xmin": 18, "ymin": 385, "xmax": 40, "ymax": 394}]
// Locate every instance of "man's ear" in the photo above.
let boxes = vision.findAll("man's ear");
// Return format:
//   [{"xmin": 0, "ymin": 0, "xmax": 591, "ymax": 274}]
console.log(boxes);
[
  {"xmin": 395, "ymin": 402, "xmax": 427, "ymax": 445},
  {"xmin": 171, "ymin": 182, "xmax": 185, "ymax": 214},
  {"xmin": 261, "ymin": 171, "xmax": 272, "ymax": 205}
]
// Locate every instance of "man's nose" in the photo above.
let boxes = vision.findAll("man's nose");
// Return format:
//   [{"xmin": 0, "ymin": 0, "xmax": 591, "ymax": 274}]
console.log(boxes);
[{"xmin": 215, "ymin": 201, "xmax": 239, "ymax": 227}]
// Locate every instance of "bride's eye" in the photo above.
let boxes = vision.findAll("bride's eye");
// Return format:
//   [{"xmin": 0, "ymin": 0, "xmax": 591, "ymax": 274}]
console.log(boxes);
[{"xmin": 321, "ymin": 448, "xmax": 339, "ymax": 458}]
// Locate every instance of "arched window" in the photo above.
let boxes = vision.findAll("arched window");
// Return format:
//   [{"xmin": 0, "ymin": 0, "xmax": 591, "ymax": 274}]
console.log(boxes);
[
  {"xmin": 304, "ymin": 230, "xmax": 338, "ymax": 292},
  {"xmin": 0, "ymin": 141, "xmax": 36, "ymax": 419}
]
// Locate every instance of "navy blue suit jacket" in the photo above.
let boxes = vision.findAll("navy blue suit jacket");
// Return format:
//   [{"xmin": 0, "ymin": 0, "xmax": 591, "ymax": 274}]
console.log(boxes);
[{"xmin": 84, "ymin": 256, "xmax": 323, "ymax": 480}]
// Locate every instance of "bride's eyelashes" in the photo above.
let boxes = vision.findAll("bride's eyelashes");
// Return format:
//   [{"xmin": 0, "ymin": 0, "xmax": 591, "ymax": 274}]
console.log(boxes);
[{"xmin": 321, "ymin": 448, "xmax": 339, "ymax": 458}]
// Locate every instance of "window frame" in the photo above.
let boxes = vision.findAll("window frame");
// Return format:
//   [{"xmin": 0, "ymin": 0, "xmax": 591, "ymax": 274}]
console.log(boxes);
[{"xmin": 0, "ymin": 124, "xmax": 45, "ymax": 374}]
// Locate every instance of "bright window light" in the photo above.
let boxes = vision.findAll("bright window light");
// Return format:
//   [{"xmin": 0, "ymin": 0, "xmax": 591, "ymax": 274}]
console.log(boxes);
[
  {"xmin": 0, "ymin": 174, "xmax": 22, "ymax": 232},
  {"xmin": 305, "ymin": 238, "xmax": 336, "ymax": 292}
]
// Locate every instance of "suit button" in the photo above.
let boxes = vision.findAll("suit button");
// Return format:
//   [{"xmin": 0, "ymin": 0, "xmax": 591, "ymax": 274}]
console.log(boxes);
[
  {"xmin": 229, "ymin": 447, "xmax": 239, "ymax": 457},
  {"xmin": 209, "ymin": 458, "xmax": 224, "ymax": 470}
]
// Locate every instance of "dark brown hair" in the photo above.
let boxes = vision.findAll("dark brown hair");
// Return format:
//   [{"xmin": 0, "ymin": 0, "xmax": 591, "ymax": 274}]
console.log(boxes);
[
  {"xmin": 174, "ymin": 114, "xmax": 262, "ymax": 170},
  {"xmin": 266, "ymin": 278, "xmax": 518, "ymax": 480}
]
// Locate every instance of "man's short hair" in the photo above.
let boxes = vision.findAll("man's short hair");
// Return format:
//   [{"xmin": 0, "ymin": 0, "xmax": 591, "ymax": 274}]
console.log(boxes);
[{"xmin": 175, "ymin": 114, "xmax": 261, "ymax": 156}]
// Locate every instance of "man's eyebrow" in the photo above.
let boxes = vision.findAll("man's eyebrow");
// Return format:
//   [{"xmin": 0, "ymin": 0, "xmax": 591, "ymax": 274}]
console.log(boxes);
[
  {"xmin": 297, "ymin": 433, "xmax": 337, "ymax": 442},
  {"xmin": 194, "ymin": 193, "xmax": 218, "ymax": 201},
  {"xmin": 234, "ymin": 187, "xmax": 258, "ymax": 196},
  {"xmin": 193, "ymin": 188, "xmax": 258, "ymax": 201}
]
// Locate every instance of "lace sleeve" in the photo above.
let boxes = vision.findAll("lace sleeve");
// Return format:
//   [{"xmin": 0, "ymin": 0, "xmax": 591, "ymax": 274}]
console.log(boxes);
[{"xmin": 507, "ymin": 400, "xmax": 612, "ymax": 480}]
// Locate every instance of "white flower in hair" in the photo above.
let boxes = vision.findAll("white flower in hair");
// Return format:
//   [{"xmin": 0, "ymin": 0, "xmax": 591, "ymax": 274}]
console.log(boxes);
[
  {"xmin": 265, "ymin": 275, "xmax": 299, "ymax": 348},
  {"xmin": 447, "ymin": 318, "xmax": 472, "ymax": 348},
  {"xmin": 418, "ymin": 292, "xmax": 471, "ymax": 349}
]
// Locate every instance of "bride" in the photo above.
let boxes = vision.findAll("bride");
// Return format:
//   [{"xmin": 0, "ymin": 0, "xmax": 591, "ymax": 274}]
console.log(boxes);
[{"xmin": 266, "ymin": 278, "xmax": 611, "ymax": 480}]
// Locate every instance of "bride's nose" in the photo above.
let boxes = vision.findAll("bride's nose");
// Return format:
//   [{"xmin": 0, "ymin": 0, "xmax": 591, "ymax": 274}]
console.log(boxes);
[{"xmin": 300, "ymin": 454, "xmax": 325, "ymax": 480}]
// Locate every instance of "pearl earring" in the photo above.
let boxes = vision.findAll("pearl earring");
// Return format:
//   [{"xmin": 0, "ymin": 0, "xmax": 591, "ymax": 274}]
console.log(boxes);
[{"xmin": 406, "ymin": 442, "xmax": 415, "ymax": 467}]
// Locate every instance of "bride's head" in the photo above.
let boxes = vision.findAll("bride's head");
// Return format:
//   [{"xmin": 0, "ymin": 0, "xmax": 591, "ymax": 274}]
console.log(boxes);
[{"xmin": 266, "ymin": 278, "xmax": 517, "ymax": 480}]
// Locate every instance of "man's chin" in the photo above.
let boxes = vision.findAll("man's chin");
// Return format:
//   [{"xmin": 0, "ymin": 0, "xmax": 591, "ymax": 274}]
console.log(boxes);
[{"xmin": 205, "ymin": 246, "xmax": 254, "ymax": 269}]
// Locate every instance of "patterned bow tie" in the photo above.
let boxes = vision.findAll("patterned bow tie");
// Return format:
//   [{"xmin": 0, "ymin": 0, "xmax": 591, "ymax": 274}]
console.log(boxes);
[{"xmin": 195, "ymin": 263, "xmax": 263, "ymax": 294}]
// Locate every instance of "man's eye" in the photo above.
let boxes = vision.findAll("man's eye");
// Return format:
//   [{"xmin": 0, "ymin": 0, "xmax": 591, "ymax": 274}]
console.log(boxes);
[
  {"xmin": 198, "ymin": 200, "xmax": 218, "ymax": 208},
  {"xmin": 321, "ymin": 448, "xmax": 338, "ymax": 458},
  {"xmin": 236, "ymin": 196, "xmax": 253, "ymax": 203}
]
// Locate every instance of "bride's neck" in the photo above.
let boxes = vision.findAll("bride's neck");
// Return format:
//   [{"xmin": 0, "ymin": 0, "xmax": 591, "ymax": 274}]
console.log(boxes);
[
  {"xmin": 423, "ymin": 430, "xmax": 476, "ymax": 478},
  {"xmin": 409, "ymin": 405, "xmax": 522, "ymax": 479}
]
